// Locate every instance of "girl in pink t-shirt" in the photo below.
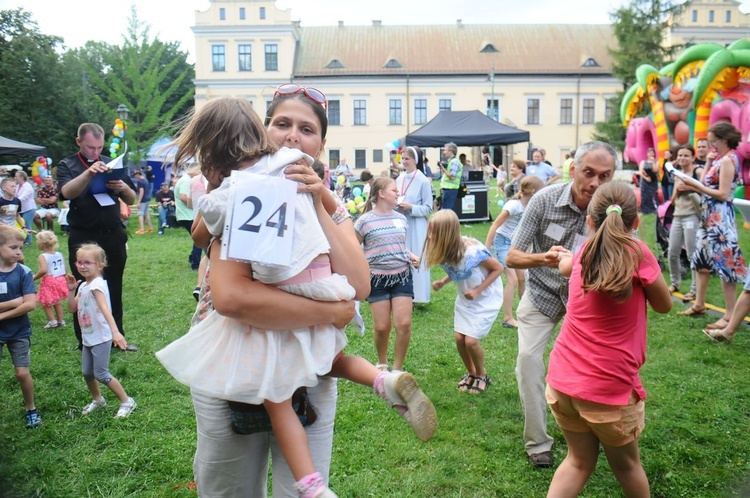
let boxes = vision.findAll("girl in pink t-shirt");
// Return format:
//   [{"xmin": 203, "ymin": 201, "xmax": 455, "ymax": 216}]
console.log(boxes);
[{"xmin": 546, "ymin": 183, "xmax": 672, "ymax": 498}]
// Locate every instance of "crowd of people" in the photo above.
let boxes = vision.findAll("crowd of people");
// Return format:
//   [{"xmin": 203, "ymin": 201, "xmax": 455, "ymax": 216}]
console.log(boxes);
[{"xmin": 2, "ymin": 81, "xmax": 749, "ymax": 497}]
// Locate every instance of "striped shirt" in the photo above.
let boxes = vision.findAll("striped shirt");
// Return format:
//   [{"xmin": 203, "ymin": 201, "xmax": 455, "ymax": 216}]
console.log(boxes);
[
  {"xmin": 354, "ymin": 210, "xmax": 411, "ymax": 276},
  {"xmin": 511, "ymin": 182, "xmax": 588, "ymax": 318}
]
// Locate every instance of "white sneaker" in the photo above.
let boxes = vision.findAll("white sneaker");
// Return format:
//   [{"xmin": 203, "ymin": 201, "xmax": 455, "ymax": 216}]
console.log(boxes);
[
  {"xmin": 59, "ymin": 320, "xmax": 66, "ymax": 327},
  {"xmin": 115, "ymin": 397, "xmax": 136, "ymax": 418},
  {"xmin": 82, "ymin": 397, "xmax": 107, "ymax": 415},
  {"xmin": 384, "ymin": 372, "xmax": 437, "ymax": 442},
  {"xmin": 43, "ymin": 320, "xmax": 58, "ymax": 329}
]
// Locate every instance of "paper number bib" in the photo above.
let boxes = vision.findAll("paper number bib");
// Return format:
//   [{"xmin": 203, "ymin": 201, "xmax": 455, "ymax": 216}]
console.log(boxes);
[{"xmin": 221, "ymin": 170, "xmax": 297, "ymax": 267}]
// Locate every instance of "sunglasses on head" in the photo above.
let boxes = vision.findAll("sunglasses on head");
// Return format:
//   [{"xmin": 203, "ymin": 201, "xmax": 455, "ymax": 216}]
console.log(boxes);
[{"xmin": 274, "ymin": 84, "xmax": 327, "ymax": 110}]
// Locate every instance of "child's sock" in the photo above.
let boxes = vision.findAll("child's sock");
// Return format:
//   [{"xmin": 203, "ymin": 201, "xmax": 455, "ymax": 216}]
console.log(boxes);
[
  {"xmin": 294, "ymin": 472, "xmax": 324, "ymax": 498},
  {"xmin": 373, "ymin": 371, "xmax": 407, "ymax": 415}
]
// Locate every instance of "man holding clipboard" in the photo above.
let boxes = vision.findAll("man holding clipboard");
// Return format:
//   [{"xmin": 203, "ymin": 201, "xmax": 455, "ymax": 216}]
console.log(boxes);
[{"xmin": 57, "ymin": 123, "xmax": 138, "ymax": 351}]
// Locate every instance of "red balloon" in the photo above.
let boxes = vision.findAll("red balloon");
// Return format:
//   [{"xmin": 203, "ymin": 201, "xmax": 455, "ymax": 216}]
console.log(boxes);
[{"xmin": 32, "ymin": 176, "xmax": 43, "ymax": 185}]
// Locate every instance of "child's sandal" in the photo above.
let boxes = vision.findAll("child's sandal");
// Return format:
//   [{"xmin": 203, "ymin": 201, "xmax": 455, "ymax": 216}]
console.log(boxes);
[
  {"xmin": 467, "ymin": 376, "xmax": 491, "ymax": 395},
  {"xmin": 457, "ymin": 373, "xmax": 473, "ymax": 391}
]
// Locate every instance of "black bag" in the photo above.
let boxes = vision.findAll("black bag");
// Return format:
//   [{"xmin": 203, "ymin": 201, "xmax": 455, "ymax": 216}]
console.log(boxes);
[
  {"xmin": 228, "ymin": 387, "xmax": 317, "ymax": 435},
  {"xmin": 457, "ymin": 181, "xmax": 469, "ymax": 199}
]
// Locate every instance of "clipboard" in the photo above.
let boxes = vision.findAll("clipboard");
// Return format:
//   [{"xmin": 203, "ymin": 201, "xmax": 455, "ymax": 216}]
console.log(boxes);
[{"xmin": 89, "ymin": 146, "xmax": 127, "ymax": 195}]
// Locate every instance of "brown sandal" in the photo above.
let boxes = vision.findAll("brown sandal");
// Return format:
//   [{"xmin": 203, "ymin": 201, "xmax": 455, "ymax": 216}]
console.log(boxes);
[
  {"xmin": 703, "ymin": 328, "xmax": 734, "ymax": 343},
  {"xmin": 682, "ymin": 292, "xmax": 696, "ymax": 301},
  {"xmin": 668, "ymin": 285, "xmax": 680, "ymax": 294},
  {"xmin": 676, "ymin": 306, "xmax": 707, "ymax": 316}
]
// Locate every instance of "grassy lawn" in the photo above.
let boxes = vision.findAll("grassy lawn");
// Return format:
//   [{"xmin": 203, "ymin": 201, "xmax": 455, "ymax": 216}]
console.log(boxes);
[{"xmin": 0, "ymin": 185, "xmax": 749, "ymax": 497}]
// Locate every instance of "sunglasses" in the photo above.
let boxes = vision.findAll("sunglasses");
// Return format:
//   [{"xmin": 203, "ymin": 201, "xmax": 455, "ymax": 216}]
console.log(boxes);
[
  {"xmin": 75, "ymin": 260, "xmax": 98, "ymax": 267},
  {"xmin": 274, "ymin": 84, "xmax": 327, "ymax": 110}
]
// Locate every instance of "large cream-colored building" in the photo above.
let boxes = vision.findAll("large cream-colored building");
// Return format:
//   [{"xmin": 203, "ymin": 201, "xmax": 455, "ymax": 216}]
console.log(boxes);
[
  {"xmin": 191, "ymin": 0, "xmax": 749, "ymax": 173},
  {"xmin": 667, "ymin": 0, "xmax": 750, "ymax": 46}
]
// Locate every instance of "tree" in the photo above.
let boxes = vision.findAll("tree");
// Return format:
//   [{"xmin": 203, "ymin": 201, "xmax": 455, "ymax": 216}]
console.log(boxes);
[
  {"xmin": 76, "ymin": 6, "xmax": 195, "ymax": 165},
  {"xmin": 592, "ymin": 0, "xmax": 688, "ymax": 155},
  {"xmin": 0, "ymin": 8, "xmax": 82, "ymax": 162}
]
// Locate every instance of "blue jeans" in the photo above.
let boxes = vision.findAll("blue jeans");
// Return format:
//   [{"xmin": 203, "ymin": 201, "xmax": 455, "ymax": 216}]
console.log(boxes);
[
  {"xmin": 441, "ymin": 188, "xmax": 459, "ymax": 213},
  {"xmin": 21, "ymin": 210, "xmax": 34, "ymax": 243},
  {"xmin": 158, "ymin": 205, "xmax": 171, "ymax": 228}
]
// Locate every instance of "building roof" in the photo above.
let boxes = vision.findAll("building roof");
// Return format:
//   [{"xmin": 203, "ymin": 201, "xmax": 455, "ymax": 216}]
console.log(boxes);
[{"xmin": 294, "ymin": 23, "xmax": 615, "ymax": 77}]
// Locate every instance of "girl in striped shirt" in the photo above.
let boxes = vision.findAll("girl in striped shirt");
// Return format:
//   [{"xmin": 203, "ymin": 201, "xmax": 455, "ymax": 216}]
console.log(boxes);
[{"xmin": 355, "ymin": 177, "xmax": 420, "ymax": 373}]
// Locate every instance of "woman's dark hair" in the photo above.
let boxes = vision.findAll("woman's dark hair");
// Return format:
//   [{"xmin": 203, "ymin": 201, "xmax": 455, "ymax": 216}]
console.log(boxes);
[
  {"xmin": 359, "ymin": 170, "xmax": 373, "ymax": 182},
  {"xmin": 264, "ymin": 93, "xmax": 328, "ymax": 140},
  {"xmin": 708, "ymin": 121, "xmax": 742, "ymax": 149}
]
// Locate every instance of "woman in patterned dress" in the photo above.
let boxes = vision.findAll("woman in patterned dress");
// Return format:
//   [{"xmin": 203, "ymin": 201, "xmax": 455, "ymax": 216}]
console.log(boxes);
[{"xmin": 677, "ymin": 121, "xmax": 748, "ymax": 330}]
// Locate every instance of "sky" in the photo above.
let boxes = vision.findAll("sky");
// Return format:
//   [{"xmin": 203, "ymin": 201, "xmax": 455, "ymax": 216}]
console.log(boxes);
[{"xmin": 3, "ymin": 0, "xmax": 634, "ymax": 62}]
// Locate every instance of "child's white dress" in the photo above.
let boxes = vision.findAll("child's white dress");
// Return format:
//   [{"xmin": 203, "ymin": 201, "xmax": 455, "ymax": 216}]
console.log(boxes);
[
  {"xmin": 442, "ymin": 237, "xmax": 503, "ymax": 339},
  {"xmin": 157, "ymin": 148, "xmax": 354, "ymax": 404}
]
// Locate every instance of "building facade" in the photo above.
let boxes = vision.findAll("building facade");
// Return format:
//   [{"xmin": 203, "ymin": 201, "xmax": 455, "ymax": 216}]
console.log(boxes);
[{"xmin": 191, "ymin": 0, "xmax": 749, "ymax": 173}]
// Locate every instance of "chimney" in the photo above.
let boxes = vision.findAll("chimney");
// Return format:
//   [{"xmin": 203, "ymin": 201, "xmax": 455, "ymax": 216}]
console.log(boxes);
[
  {"xmin": 338, "ymin": 21, "xmax": 344, "ymax": 27},
  {"xmin": 457, "ymin": 19, "xmax": 463, "ymax": 27},
  {"xmin": 373, "ymin": 20, "xmax": 382, "ymax": 27}
]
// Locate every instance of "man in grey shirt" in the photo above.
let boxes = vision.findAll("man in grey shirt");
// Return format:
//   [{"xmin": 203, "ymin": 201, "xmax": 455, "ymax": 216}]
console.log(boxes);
[{"xmin": 507, "ymin": 141, "xmax": 618, "ymax": 468}]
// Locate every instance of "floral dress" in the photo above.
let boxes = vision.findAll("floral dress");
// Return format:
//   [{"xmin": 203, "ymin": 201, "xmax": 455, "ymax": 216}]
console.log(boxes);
[{"xmin": 691, "ymin": 152, "xmax": 747, "ymax": 283}]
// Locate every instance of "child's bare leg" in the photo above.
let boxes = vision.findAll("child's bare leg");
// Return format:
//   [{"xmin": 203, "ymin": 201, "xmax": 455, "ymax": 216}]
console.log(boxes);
[
  {"xmin": 328, "ymin": 352, "xmax": 379, "ymax": 386},
  {"xmin": 370, "ymin": 300, "xmax": 393, "ymax": 367},
  {"xmin": 103, "ymin": 377, "xmax": 130, "ymax": 404},
  {"xmin": 42, "ymin": 305, "xmax": 55, "ymax": 322},
  {"xmin": 86, "ymin": 378, "xmax": 103, "ymax": 401},
  {"xmin": 264, "ymin": 398, "xmax": 315, "ymax": 481},
  {"xmin": 391, "ymin": 296, "xmax": 413, "ymax": 371},
  {"xmin": 53, "ymin": 302, "xmax": 64, "ymax": 322},
  {"xmin": 454, "ymin": 332, "xmax": 476, "ymax": 375},
  {"xmin": 15, "ymin": 367, "xmax": 36, "ymax": 411},
  {"xmin": 503, "ymin": 270, "xmax": 518, "ymax": 324},
  {"xmin": 464, "ymin": 336, "xmax": 486, "ymax": 377},
  {"xmin": 602, "ymin": 440, "xmax": 649, "ymax": 498},
  {"xmin": 547, "ymin": 429, "xmax": 600, "ymax": 498}
]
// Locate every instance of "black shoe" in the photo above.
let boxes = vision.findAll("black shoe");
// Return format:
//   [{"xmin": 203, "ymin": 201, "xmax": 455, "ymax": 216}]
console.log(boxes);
[{"xmin": 193, "ymin": 286, "xmax": 201, "ymax": 301}]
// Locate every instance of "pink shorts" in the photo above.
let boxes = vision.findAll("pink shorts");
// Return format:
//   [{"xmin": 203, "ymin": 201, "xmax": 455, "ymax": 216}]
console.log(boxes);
[{"xmin": 545, "ymin": 385, "xmax": 645, "ymax": 447}]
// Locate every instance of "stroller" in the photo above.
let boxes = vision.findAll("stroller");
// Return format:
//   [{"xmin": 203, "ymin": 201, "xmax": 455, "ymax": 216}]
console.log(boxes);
[{"xmin": 655, "ymin": 200, "xmax": 690, "ymax": 276}]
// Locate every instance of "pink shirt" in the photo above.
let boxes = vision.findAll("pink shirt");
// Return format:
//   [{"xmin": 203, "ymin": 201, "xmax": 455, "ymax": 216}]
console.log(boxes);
[{"xmin": 547, "ymin": 239, "xmax": 660, "ymax": 405}]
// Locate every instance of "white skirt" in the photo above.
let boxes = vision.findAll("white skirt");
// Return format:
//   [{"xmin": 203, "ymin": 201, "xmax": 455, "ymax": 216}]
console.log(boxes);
[{"xmin": 156, "ymin": 273, "xmax": 354, "ymax": 404}]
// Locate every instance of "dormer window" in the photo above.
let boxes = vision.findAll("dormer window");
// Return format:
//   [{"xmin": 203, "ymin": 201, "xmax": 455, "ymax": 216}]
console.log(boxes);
[
  {"xmin": 384, "ymin": 59, "xmax": 402, "ymax": 69},
  {"xmin": 480, "ymin": 43, "xmax": 499, "ymax": 53},
  {"xmin": 325, "ymin": 59, "xmax": 344, "ymax": 69},
  {"xmin": 582, "ymin": 57, "xmax": 600, "ymax": 67}
]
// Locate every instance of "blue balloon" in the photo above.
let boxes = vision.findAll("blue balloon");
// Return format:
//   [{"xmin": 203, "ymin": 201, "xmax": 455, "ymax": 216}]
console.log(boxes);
[
  {"xmin": 352, "ymin": 187, "xmax": 362, "ymax": 197},
  {"xmin": 497, "ymin": 199, "xmax": 504, "ymax": 208}
]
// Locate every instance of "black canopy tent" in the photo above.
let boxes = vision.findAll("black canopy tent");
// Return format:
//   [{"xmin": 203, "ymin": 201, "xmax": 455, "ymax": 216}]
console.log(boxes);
[
  {"xmin": 0, "ymin": 135, "xmax": 47, "ymax": 156},
  {"xmin": 404, "ymin": 110, "xmax": 529, "ymax": 147}
]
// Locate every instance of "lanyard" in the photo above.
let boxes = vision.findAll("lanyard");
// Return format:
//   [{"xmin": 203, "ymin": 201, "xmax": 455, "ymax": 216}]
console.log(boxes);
[{"xmin": 399, "ymin": 171, "xmax": 417, "ymax": 197}]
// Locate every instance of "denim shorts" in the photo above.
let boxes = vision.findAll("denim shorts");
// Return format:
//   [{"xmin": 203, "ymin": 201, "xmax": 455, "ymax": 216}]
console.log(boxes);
[
  {"xmin": 0, "ymin": 336, "xmax": 31, "ymax": 368},
  {"xmin": 366, "ymin": 273, "xmax": 414, "ymax": 303},
  {"xmin": 546, "ymin": 385, "xmax": 645, "ymax": 447},
  {"xmin": 492, "ymin": 233, "xmax": 512, "ymax": 268},
  {"xmin": 137, "ymin": 202, "xmax": 150, "ymax": 216}
]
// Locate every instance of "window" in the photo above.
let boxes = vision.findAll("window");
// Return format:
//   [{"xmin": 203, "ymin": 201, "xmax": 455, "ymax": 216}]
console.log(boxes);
[
  {"xmin": 726, "ymin": 10, "xmax": 731, "ymax": 22},
  {"xmin": 692, "ymin": 9, "xmax": 698, "ymax": 22},
  {"xmin": 486, "ymin": 99, "xmax": 499, "ymax": 120},
  {"xmin": 264, "ymin": 44, "xmax": 278, "ymax": 71},
  {"xmin": 439, "ymin": 99, "xmax": 452, "ymax": 112},
  {"xmin": 389, "ymin": 99, "xmax": 402, "ymax": 125},
  {"xmin": 709, "ymin": 10, "xmax": 714, "ymax": 22},
  {"xmin": 260, "ymin": 7, "xmax": 266, "ymax": 19},
  {"xmin": 219, "ymin": 8, "xmax": 226, "ymax": 20},
  {"xmin": 354, "ymin": 100, "xmax": 367, "ymax": 125},
  {"xmin": 211, "ymin": 45, "xmax": 225, "ymax": 72},
  {"xmin": 526, "ymin": 98, "xmax": 540, "ymax": 125},
  {"xmin": 328, "ymin": 100, "xmax": 341, "ymax": 126},
  {"xmin": 355, "ymin": 149, "xmax": 366, "ymax": 169},
  {"xmin": 582, "ymin": 98, "xmax": 595, "ymax": 124},
  {"xmin": 414, "ymin": 99, "xmax": 427, "ymax": 125},
  {"xmin": 373, "ymin": 150, "xmax": 383, "ymax": 163},
  {"xmin": 239, "ymin": 7, "xmax": 246, "ymax": 20},
  {"xmin": 328, "ymin": 150, "xmax": 340, "ymax": 170},
  {"xmin": 560, "ymin": 98, "xmax": 573, "ymax": 124},
  {"xmin": 238, "ymin": 44, "xmax": 252, "ymax": 71},
  {"xmin": 604, "ymin": 97, "xmax": 616, "ymax": 121}
]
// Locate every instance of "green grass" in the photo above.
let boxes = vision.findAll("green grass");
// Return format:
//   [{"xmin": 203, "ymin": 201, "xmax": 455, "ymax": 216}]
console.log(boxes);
[{"xmin": 1, "ymin": 192, "xmax": 749, "ymax": 497}]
